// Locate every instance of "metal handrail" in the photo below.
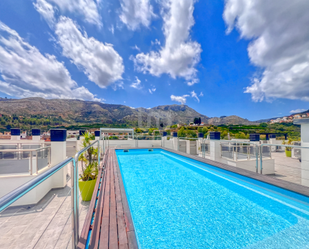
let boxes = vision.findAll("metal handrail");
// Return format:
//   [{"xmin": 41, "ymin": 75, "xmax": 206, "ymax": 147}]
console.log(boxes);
[
  {"xmin": 0, "ymin": 146, "xmax": 51, "ymax": 152},
  {"xmin": 73, "ymin": 140, "xmax": 100, "ymax": 248},
  {"xmin": 0, "ymin": 157, "xmax": 74, "ymax": 213}
]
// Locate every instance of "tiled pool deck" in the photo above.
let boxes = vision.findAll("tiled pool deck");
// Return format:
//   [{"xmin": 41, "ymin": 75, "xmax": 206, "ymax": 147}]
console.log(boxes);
[{"xmin": 0, "ymin": 162, "xmax": 89, "ymax": 249}]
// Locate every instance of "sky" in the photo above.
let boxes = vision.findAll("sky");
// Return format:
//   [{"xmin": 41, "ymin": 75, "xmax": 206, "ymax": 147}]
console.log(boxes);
[{"xmin": 0, "ymin": 0, "xmax": 308, "ymax": 121}]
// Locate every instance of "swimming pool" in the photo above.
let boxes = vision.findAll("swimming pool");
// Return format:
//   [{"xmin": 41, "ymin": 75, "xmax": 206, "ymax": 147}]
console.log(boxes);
[{"xmin": 116, "ymin": 149, "xmax": 309, "ymax": 249}]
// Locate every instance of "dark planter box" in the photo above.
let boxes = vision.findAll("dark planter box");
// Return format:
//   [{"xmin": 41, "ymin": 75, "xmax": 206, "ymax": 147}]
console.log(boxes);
[
  {"xmin": 50, "ymin": 129, "xmax": 67, "ymax": 142},
  {"xmin": 95, "ymin": 130, "xmax": 100, "ymax": 137},
  {"xmin": 250, "ymin": 134, "xmax": 260, "ymax": 141},
  {"xmin": 163, "ymin": 131, "xmax": 167, "ymax": 137},
  {"xmin": 11, "ymin": 128, "xmax": 20, "ymax": 136},
  {"xmin": 198, "ymin": 133, "xmax": 204, "ymax": 138},
  {"xmin": 32, "ymin": 129, "xmax": 41, "ymax": 136},
  {"xmin": 173, "ymin": 132, "xmax": 178, "ymax": 137},
  {"xmin": 79, "ymin": 130, "xmax": 86, "ymax": 136},
  {"xmin": 269, "ymin": 134, "xmax": 276, "ymax": 139},
  {"xmin": 210, "ymin": 132, "xmax": 220, "ymax": 140}
]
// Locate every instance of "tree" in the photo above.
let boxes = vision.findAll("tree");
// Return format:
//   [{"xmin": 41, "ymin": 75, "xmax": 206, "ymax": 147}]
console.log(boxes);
[
  {"xmin": 135, "ymin": 128, "xmax": 142, "ymax": 133},
  {"xmin": 202, "ymin": 127, "xmax": 208, "ymax": 134},
  {"xmin": 259, "ymin": 123, "xmax": 268, "ymax": 128},
  {"xmin": 178, "ymin": 127, "xmax": 186, "ymax": 137}
]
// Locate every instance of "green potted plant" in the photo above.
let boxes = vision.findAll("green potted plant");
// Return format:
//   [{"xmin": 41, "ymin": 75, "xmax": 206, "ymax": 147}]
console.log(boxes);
[
  {"xmin": 283, "ymin": 139, "xmax": 292, "ymax": 157},
  {"xmin": 79, "ymin": 132, "xmax": 98, "ymax": 201}
]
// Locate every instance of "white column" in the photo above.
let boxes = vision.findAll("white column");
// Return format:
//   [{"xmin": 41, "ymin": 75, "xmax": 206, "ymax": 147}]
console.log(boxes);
[
  {"xmin": 173, "ymin": 137, "xmax": 178, "ymax": 151},
  {"xmin": 294, "ymin": 119, "xmax": 309, "ymax": 187},
  {"xmin": 210, "ymin": 140, "xmax": 221, "ymax": 161},
  {"xmin": 186, "ymin": 140, "xmax": 190, "ymax": 154},
  {"xmin": 51, "ymin": 141, "xmax": 67, "ymax": 188},
  {"xmin": 162, "ymin": 136, "xmax": 167, "ymax": 148},
  {"xmin": 301, "ymin": 123, "xmax": 309, "ymax": 186}
]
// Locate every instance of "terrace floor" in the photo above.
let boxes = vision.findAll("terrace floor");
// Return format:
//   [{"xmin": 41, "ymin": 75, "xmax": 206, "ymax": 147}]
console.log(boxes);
[
  {"xmin": 0, "ymin": 162, "xmax": 89, "ymax": 249},
  {"xmin": 271, "ymin": 151, "xmax": 302, "ymax": 185}
]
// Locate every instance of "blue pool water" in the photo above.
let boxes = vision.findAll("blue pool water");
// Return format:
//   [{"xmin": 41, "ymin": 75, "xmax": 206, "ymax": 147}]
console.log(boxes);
[{"xmin": 116, "ymin": 149, "xmax": 309, "ymax": 249}]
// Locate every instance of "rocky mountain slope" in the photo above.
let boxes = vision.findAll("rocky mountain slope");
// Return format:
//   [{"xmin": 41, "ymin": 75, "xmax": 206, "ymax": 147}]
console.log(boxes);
[{"xmin": 0, "ymin": 98, "xmax": 259, "ymax": 126}]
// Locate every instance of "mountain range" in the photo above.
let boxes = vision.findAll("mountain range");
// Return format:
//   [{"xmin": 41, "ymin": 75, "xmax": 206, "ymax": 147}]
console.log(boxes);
[{"xmin": 0, "ymin": 97, "xmax": 260, "ymax": 126}]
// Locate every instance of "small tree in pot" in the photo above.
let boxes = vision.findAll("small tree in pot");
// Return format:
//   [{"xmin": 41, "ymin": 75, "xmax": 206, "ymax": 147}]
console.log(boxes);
[
  {"xmin": 283, "ymin": 139, "xmax": 293, "ymax": 157},
  {"xmin": 79, "ymin": 132, "xmax": 98, "ymax": 201}
]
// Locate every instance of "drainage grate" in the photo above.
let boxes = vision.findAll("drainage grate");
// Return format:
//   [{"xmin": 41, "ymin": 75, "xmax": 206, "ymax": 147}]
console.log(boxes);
[
  {"xmin": 123, "ymin": 149, "xmax": 129, "ymax": 152},
  {"xmin": 148, "ymin": 149, "xmax": 153, "ymax": 152}
]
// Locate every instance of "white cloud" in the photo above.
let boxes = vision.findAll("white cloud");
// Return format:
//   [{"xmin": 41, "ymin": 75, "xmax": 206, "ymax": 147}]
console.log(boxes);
[
  {"xmin": 170, "ymin": 94, "xmax": 189, "ymax": 105},
  {"xmin": 43, "ymin": 0, "xmax": 102, "ymax": 28},
  {"xmin": 55, "ymin": 17, "xmax": 124, "ymax": 88},
  {"xmin": 130, "ymin": 76, "xmax": 142, "ymax": 89},
  {"xmin": 187, "ymin": 78, "xmax": 199, "ymax": 86},
  {"xmin": 109, "ymin": 25, "xmax": 114, "ymax": 34},
  {"xmin": 148, "ymin": 86, "xmax": 156, "ymax": 94},
  {"xmin": 119, "ymin": 0, "xmax": 155, "ymax": 30},
  {"xmin": 151, "ymin": 39, "xmax": 161, "ymax": 46},
  {"xmin": 0, "ymin": 22, "xmax": 100, "ymax": 101},
  {"xmin": 223, "ymin": 0, "xmax": 309, "ymax": 102},
  {"xmin": 133, "ymin": 0, "xmax": 201, "ymax": 85},
  {"xmin": 131, "ymin": 45, "xmax": 141, "ymax": 51},
  {"xmin": 112, "ymin": 81, "xmax": 124, "ymax": 91},
  {"xmin": 33, "ymin": 0, "xmax": 56, "ymax": 28},
  {"xmin": 191, "ymin": 90, "xmax": 199, "ymax": 102},
  {"xmin": 199, "ymin": 92, "xmax": 203, "ymax": 97},
  {"xmin": 290, "ymin": 109, "xmax": 307, "ymax": 114}
]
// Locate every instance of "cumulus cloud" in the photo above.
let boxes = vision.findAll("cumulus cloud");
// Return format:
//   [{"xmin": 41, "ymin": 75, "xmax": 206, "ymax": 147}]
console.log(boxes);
[
  {"xmin": 39, "ymin": 0, "xmax": 102, "ymax": 28},
  {"xmin": 33, "ymin": 0, "xmax": 56, "ymax": 28},
  {"xmin": 170, "ymin": 94, "xmax": 190, "ymax": 105},
  {"xmin": 55, "ymin": 17, "xmax": 124, "ymax": 88},
  {"xmin": 223, "ymin": 0, "xmax": 309, "ymax": 102},
  {"xmin": 191, "ymin": 90, "xmax": 199, "ymax": 102},
  {"xmin": 290, "ymin": 109, "xmax": 307, "ymax": 114},
  {"xmin": 133, "ymin": 0, "xmax": 201, "ymax": 85},
  {"xmin": 0, "ymin": 22, "xmax": 100, "ymax": 101},
  {"xmin": 130, "ymin": 76, "xmax": 142, "ymax": 89},
  {"xmin": 119, "ymin": 0, "xmax": 155, "ymax": 30}
]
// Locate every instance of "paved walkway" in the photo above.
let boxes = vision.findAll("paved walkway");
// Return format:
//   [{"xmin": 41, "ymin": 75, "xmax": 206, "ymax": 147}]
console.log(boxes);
[
  {"xmin": 0, "ymin": 162, "xmax": 90, "ymax": 249},
  {"xmin": 271, "ymin": 151, "xmax": 302, "ymax": 185}
]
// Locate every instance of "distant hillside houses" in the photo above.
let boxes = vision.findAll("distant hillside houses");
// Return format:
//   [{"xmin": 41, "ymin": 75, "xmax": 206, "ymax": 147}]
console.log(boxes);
[{"xmin": 270, "ymin": 112, "xmax": 309, "ymax": 124}]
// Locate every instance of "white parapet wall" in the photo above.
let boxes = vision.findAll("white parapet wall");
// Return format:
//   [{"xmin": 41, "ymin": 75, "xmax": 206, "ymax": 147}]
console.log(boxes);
[{"xmin": 0, "ymin": 140, "xmax": 67, "ymax": 206}]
